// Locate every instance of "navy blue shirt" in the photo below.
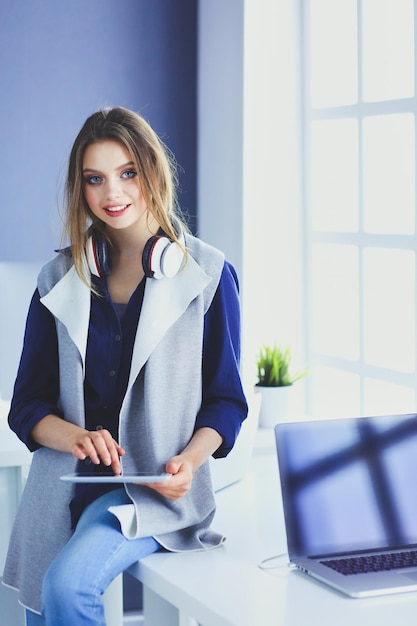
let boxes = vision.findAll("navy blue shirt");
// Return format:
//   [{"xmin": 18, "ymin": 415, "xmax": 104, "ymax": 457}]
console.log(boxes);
[{"xmin": 9, "ymin": 259, "xmax": 247, "ymax": 468}]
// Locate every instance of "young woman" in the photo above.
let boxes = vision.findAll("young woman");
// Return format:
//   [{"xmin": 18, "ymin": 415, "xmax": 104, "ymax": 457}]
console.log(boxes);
[{"xmin": 3, "ymin": 107, "xmax": 247, "ymax": 626}]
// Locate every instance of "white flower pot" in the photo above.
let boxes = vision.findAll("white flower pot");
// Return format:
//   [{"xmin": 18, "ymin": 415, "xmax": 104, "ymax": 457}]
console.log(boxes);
[{"xmin": 255, "ymin": 385, "xmax": 291, "ymax": 429}]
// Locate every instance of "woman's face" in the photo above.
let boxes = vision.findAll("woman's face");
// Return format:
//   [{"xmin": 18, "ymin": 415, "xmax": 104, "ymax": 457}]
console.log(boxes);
[{"xmin": 82, "ymin": 140, "xmax": 149, "ymax": 234}]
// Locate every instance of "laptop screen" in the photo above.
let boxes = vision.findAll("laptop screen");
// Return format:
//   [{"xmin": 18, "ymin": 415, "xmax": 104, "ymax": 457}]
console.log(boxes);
[{"xmin": 275, "ymin": 414, "xmax": 417, "ymax": 559}]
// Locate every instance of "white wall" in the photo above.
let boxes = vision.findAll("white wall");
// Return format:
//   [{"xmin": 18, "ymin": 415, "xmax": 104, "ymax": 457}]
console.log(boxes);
[
  {"xmin": 198, "ymin": 0, "xmax": 305, "ymax": 403},
  {"xmin": 242, "ymin": 0, "xmax": 304, "ymax": 385}
]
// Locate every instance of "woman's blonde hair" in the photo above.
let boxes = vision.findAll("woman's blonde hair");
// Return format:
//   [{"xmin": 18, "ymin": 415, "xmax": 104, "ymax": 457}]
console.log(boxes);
[{"xmin": 63, "ymin": 106, "xmax": 188, "ymax": 285}]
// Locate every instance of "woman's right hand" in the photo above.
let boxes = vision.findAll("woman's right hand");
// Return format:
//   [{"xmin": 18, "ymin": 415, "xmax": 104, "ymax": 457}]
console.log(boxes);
[
  {"xmin": 31, "ymin": 415, "xmax": 125, "ymax": 475},
  {"xmin": 70, "ymin": 428, "xmax": 125, "ymax": 475}
]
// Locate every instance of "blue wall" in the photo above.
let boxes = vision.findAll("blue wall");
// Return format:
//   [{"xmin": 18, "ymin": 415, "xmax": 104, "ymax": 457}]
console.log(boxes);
[{"xmin": 0, "ymin": 0, "xmax": 197, "ymax": 262}]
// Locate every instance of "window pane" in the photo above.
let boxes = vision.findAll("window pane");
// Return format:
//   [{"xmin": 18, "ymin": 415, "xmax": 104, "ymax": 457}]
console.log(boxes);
[
  {"xmin": 312, "ymin": 244, "xmax": 359, "ymax": 360},
  {"xmin": 363, "ymin": 378, "xmax": 415, "ymax": 415},
  {"xmin": 312, "ymin": 366, "xmax": 360, "ymax": 418},
  {"xmin": 311, "ymin": 119, "xmax": 359, "ymax": 232},
  {"xmin": 363, "ymin": 248, "xmax": 415, "ymax": 372},
  {"xmin": 309, "ymin": 0, "xmax": 358, "ymax": 107},
  {"xmin": 362, "ymin": 0, "xmax": 414, "ymax": 102},
  {"xmin": 363, "ymin": 114, "xmax": 415, "ymax": 235}
]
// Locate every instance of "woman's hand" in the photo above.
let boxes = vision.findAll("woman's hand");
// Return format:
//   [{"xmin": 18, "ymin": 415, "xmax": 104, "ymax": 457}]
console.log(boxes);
[
  {"xmin": 145, "ymin": 455, "xmax": 193, "ymax": 500},
  {"xmin": 70, "ymin": 428, "xmax": 125, "ymax": 475},
  {"xmin": 31, "ymin": 415, "xmax": 125, "ymax": 475},
  {"xmin": 145, "ymin": 426, "xmax": 223, "ymax": 501}
]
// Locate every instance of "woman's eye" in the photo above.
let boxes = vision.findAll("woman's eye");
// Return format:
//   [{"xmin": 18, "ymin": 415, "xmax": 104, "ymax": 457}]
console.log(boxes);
[
  {"xmin": 85, "ymin": 175, "xmax": 103, "ymax": 185},
  {"xmin": 121, "ymin": 169, "xmax": 137, "ymax": 179}
]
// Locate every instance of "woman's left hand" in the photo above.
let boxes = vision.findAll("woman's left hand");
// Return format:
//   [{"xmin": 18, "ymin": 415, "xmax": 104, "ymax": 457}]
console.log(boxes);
[
  {"xmin": 143, "ymin": 427, "xmax": 223, "ymax": 500},
  {"xmin": 144, "ymin": 455, "xmax": 193, "ymax": 501}
]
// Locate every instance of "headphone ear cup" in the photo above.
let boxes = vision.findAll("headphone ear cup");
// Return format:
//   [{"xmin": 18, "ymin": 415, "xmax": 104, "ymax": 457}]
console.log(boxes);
[
  {"xmin": 86, "ymin": 231, "xmax": 112, "ymax": 277},
  {"xmin": 142, "ymin": 236, "xmax": 160, "ymax": 278},
  {"xmin": 142, "ymin": 236, "xmax": 184, "ymax": 279},
  {"xmin": 160, "ymin": 240, "xmax": 185, "ymax": 278}
]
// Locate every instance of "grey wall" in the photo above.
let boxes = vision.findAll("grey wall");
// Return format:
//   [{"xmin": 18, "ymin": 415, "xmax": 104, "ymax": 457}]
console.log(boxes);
[
  {"xmin": 0, "ymin": 0, "xmax": 197, "ymax": 262},
  {"xmin": 197, "ymin": 0, "xmax": 244, "ymax": 281}
]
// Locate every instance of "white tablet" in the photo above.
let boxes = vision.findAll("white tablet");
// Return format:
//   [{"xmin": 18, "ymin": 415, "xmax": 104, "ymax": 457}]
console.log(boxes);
[{"xmin": 60, "ymin": 472, "xmax": 172, "ymax": 484}]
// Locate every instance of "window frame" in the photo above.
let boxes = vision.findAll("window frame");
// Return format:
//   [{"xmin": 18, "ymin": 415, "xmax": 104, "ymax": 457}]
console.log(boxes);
[{"xmin": 301, "ymin": 0, "xmax": 417, "ymax": 417}]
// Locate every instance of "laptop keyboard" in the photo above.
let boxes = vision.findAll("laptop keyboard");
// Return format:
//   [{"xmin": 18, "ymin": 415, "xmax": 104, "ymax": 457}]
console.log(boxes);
[{"xmin": 320, "ymin": 550, "xmax": 417, "ymax": 575}]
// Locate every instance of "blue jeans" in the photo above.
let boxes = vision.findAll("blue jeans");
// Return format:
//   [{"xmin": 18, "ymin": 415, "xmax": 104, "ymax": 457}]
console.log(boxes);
[{"xmin": 25, "ymin": 488, "xmax": 161, "ymax": 626}]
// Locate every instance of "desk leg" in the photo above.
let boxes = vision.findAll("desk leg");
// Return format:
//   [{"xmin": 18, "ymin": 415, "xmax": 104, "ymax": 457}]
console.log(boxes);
[
  {"xmin": 103, "ymin": 574, "xmax": 123, "ymax": 626},
  {"xmin": 143, "ymin": 587, "xmax": 200, "ymax": 626},
  {"xmin": 143, "ymin": 587, "xmax": 179, "ymax": 626}
]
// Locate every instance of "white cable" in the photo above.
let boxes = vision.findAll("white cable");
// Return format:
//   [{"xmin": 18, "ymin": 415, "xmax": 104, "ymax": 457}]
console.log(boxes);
[{"xmin": 258, "ymin": 553, "xmax": 296, "ymax": 571}]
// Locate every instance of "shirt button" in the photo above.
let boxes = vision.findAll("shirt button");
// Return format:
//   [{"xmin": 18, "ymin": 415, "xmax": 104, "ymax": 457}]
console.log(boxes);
[
  {"xmin": 109, "ymin": 370, "xmax": 116, "ymax": 377},
  {"xmin": 115, "ymin": 334, "xmax": 121, "ymax": 342}
]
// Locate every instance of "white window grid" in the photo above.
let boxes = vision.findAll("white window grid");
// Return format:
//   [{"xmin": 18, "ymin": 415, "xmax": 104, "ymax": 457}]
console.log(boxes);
[{"xmin": 301, "ymin": 0, "xmax": 417, "ymax": 418}]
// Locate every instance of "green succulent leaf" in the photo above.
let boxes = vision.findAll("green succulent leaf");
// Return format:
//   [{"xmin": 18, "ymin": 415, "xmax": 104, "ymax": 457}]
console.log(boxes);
[{"xmin": 256, "ymin": 344, "xmax": 307, "ymax": 387}]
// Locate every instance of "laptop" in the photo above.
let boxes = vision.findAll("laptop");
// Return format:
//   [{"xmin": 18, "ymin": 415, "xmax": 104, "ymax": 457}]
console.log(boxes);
[{"xmin": 275, "ymin": 413, "xmax": 417, "ymax": 598}]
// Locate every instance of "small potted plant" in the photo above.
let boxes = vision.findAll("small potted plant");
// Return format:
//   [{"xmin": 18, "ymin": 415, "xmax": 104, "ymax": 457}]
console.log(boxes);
[{"xmin": 255, "ymin": 344, "xmax": 307, "ymax": 428}]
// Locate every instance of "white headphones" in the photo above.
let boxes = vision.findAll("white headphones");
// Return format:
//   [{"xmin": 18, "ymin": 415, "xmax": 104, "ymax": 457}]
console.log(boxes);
[{"xmin": 86, "ymin": 229, "xmax": 185, "ymax": 279}]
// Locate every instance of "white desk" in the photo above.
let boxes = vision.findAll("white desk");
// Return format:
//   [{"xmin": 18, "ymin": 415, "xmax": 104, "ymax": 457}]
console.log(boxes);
[
  {"xmin": 5, "ymin": 426, "xmax": 417, "ymax": 626},
  {"xmin": 130, "ymin": 430, "xmax": 417, "ymax": 626}
]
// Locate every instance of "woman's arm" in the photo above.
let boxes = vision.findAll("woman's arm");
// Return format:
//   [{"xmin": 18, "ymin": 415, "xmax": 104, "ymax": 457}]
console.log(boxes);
[
  {"xmin": 196, "ymin": 261, "xmax": 248, "ymax": 456},
  {"xmin": 8, "ymin": 289, "xmax": 62, "ymax": 449},
  {"xmin": 10, "ymin": 290, "xmax": 124, "ymax": 472}
]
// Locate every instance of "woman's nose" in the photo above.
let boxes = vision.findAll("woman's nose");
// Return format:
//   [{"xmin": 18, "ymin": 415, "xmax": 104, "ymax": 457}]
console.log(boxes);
[{"xmin": 104, "ymin": 177, "xmax": 122, "ymax": 199}]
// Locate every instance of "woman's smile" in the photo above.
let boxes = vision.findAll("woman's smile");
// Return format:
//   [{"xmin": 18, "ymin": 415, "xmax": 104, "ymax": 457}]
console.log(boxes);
[{"xmin": 103, "ymin": 203, "xmax": 131, "ymax": 216}]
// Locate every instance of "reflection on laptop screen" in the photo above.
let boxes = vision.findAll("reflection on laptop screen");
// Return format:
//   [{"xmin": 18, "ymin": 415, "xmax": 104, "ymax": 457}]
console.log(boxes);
[{"xmin": 276, "ymin": 414, "xmax": 417, "ymax": 559}]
